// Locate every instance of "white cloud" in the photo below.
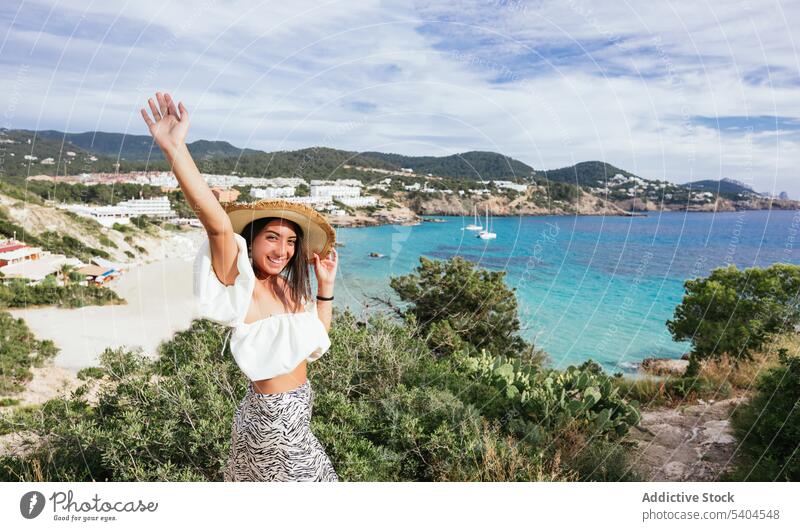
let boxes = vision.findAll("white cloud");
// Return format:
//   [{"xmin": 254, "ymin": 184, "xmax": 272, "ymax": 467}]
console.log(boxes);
[{"xmin": 0, "ymin": 0, "xmax": 797, "ymax": 194}]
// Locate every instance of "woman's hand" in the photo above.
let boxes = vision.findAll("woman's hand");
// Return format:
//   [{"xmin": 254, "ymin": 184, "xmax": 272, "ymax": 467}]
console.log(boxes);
[
  {"xmin": 312, "ymin": 247, "xmax": 338, "ymax": 292},
  {"xmin": 140, "ymin": 91, "xmax": 189, "ymax": 156}
]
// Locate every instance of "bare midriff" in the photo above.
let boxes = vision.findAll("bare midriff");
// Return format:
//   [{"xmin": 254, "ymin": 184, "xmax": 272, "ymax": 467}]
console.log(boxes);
[{"xmin": 251, "ymin": 359, "xmax": 308, "ymax": 394}]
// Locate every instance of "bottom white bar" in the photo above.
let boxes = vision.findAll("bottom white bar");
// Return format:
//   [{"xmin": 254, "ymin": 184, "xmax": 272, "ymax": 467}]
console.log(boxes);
[{"xmin": 2, "ymin": 482, "xmax": 797, "ymax": 530}]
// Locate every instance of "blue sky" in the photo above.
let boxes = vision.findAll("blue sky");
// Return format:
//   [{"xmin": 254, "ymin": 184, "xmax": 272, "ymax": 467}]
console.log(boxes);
[{"xmin": 1, "ymin": 0, "xmax": 798, "ymax": 196}]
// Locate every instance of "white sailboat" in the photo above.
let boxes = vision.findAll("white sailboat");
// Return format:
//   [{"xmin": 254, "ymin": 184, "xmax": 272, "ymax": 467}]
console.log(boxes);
[
  {"xmin": 477, "ymin": 204, "xmax": 497, "ymax": 239},
  {"xmin": 463, "ymin": 204, "xmax": 482, "ymax": 231}
]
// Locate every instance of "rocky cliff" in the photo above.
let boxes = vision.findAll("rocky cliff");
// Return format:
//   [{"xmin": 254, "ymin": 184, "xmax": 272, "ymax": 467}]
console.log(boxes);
[
  {"xmin": 404, "ymin": 187, "xmax": 632, "ymax": 217},
  {"xmin": 404, "ymin": 189, "xmax": 800, "ymax": 217}
]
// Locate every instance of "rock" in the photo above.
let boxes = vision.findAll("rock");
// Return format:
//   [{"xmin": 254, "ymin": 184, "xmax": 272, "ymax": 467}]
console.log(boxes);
[{"xmin": 639, "ymin": 357, "xmax": 689, "ymax": 376}]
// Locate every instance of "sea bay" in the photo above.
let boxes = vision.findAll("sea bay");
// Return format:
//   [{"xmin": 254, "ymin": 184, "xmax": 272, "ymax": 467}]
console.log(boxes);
[{"xmin": 333, "ymin": 210, "xmax": 800, "ymax": 373}]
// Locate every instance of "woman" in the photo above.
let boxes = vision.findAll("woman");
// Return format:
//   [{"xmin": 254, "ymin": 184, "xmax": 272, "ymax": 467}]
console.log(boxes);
[{"xmin": 140, "ymin": 91, "xmax": 339, "ymax": 482}]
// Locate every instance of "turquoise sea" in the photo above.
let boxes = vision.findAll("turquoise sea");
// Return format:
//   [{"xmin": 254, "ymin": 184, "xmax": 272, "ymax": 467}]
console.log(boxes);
[{"xmin": 331, "ymin": 210, "xmax": 800, "ymax": 374}]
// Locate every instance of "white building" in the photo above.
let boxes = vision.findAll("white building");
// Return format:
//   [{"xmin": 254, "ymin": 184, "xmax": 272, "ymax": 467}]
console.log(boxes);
[
  {"xmin": 41, "ymin": 157, "xmax": 55, "ymax": 165},
  {"xmin": 251, "ymin": 186, "xmax": 296, "ymax": 199},
  {"xmin": 311, "ymin": 184, "xmax": 361, "ymax": 198},
  {"xmin": 280, "ymin": 196, "xmax": 333, "ymax": 207},
  {"xmin": 60, "ymin": 196, "xmax": 177, "ymax": 227},
  {"xmin": 337, "ymin": 196, "xmax": 377, "ymax": 207},
  {"xmin": 141, "ymin": 172, "xmax": 179, "ymax": 187},
  {"xmin": 116, "ymin": 196, "xmax": 177, "ymax": 218},
  {"xmin": 0, "ymin": 254, "xmax": 82, "ymax": 283},
  {"xmin": 265, "ymin": 177, "xmax": 307, "ymax": 187},
  {"xmin": 492, "ymin": 180, "xmax": 528, "ymax": 193},
  {"xmin": 310, "ymin": 179, "xmax": 362, "ymax": 188},
  {"xmin": 61, "ymin": 205, "xmax": 133, "ymax": 227},
  {"xmin": 0, "ymin": 246, "xmax": 42, "ymax": 266}
]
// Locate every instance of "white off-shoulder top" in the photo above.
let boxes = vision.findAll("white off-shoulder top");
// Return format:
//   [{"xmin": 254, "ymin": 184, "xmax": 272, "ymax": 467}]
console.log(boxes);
[{"xmin": 192, "ymin": 233, "xmax": 331, "ymax": 381}]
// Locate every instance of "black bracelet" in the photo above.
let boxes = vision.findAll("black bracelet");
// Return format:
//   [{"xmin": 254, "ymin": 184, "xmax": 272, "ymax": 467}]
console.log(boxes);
[{"xmin": 316, "ymin": 294, "xmax": 334, "ymax": 301}]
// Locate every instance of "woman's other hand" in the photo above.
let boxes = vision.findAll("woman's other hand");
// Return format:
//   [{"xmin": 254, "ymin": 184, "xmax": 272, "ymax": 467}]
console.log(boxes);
[
  {"xmin": 312, "ymin": 247, "xmax": 338, "ymax": 291},
  {"xmin": 140, "ymin": 91, "xmax": 189, "ymax": 156}
]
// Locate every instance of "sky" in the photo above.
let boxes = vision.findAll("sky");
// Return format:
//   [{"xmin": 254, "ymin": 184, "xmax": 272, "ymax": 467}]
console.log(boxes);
[{"xmin": 0, "ymin": 0, "xmax": 798, "ymax": 196}]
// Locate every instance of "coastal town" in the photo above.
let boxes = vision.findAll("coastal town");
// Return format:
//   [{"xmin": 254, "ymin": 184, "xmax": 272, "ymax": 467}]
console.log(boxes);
[{"xmin": 1, "ymin": 158, "xmax": 794, "ymax": 289}]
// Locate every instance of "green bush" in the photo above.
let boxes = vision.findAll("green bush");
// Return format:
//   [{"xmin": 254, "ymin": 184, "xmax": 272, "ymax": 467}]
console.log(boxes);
[
  {"xmin": 77, "ymin": 367, "xmax": 105, "ymax": 380},
  {"xmin": 37, "ymin": 232, "xmax": 110, "ymax": 262},
  {"xmin": 725, "ymin": 349, "xmax": 800, "ymax": 480},
  {"xmin": 0, "ymin": 256, "xmax": 643, "ymax": 482},
  {"xmin": 0, "ymin": 281, "xmax": 125, "ymax": 309},
  {"xmin": 614, "ymin": 373, "xmax": 732, "ymax": 407},
  {"xmin": 112, "ymin": 222, "xmax": 135, "ymax": 234},
  {"xmin": 98, "ymin": 235, "xmax": 118, "ymax": 248},
  {"xmin": 390, "ymin": 256, "xmax": 535, "ymax": 359},
  {"xmin": 296, "ymin": 310, "xmax": 566, "ymax": 481},
  {"xmin": 667, "ymin": 264, "xmax": 800, "ymax": 362},
  {"xmin": 0, "ymin": 311, "xmax": 58, "ymax": 394},
  {"xmin": 455, "ymin": 349, "xmax": 642, "ymax": 439},
  {"xmin": 0, "ymin": 314, "xmax": 552, "ymax": 481},
  {"xmin": 0, "ymin": 320, "xmax": 241, "ymax": 481}
]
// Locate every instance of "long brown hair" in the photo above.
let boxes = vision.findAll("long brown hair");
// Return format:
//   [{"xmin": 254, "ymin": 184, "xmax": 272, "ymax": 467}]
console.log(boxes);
[{"xmin": 240, "ymin": 217, "xmax": 311, "ymax": 312}]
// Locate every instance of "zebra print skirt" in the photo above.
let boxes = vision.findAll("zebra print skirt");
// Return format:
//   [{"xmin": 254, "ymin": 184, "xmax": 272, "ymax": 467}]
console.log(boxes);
[{"xmin": 223, "ymin": 379, "xmax": 339, "ymax": 482}]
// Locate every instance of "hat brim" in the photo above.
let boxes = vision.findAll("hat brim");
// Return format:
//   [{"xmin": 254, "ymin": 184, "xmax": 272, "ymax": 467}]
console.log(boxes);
[{"xmin": 223, "ymin": 199, "xmax": 336, "ymax": 261}]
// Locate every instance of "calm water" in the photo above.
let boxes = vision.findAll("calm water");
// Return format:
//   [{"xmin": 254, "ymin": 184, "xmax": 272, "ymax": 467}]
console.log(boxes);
[{"xmin": 331, "ymin": 210, "xmax": 800, "ymax": 373}]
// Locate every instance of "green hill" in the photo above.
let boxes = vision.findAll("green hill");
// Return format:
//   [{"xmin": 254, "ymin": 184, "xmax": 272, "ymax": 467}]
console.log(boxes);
[
  {"xmin": 0, "ymin": 129, "xmax": 777, "ymax": 205},
  {"xmin": 187, "ymin": 147, "xmax": 396, "ymax": 179},
  {"xmin": 533, "ymin": 161, "xmax": 640, "ymax": 187},
  {"xmin": 684, "ymin": 178, "xmax": 761, "ymax": 198},
  {"xmin": 361, "ymin": 150, "xmax": 535, "ymax": 181},
  {"xmin": 0, "ymin": 129, "xmax": 126, "ymax": 176},
  {"xmin": 26, "ymin": 129, "xmax": 264, "ymax": 162}
]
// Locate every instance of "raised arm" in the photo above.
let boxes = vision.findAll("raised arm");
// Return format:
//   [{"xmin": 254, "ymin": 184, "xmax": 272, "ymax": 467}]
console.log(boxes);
[{"xmin": 140, "ymin": 92, "xmax": 240, "ymax": 286}]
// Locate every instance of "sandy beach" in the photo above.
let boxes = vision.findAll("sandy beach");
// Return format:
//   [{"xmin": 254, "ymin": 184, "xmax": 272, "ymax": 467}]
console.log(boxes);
[{"xmin": 8, "ymin": 231, "xmax": 204, "ymax": 372}]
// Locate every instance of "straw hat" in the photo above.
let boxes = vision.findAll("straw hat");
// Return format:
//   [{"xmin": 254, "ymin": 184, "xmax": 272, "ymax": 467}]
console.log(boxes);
[{"xmin": 223, "ymin": 199, "xmax": 336, "ymax": 261}]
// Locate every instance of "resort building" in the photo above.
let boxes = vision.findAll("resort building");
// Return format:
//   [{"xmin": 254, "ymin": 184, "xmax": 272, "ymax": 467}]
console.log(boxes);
[
  {"xmin": 116, "ymin": 196, "xmax": 177, "ymax": 218},
  {"xmin": 251, "ymin": 186, "xmax": 296, "ymax": 199},
  {"xmin": 310, "ymin": 184, "xmax": 361, "ymax": 198},
  {"xmin": 0, "ymin": 253, "xmax": 82, "ymax": 283},
  {"xmin": 491, "ymin": 180, "xmax": 528, "ymax": 193},
  {"xmin": 280, "ymin": 196, "xmax": 333, "ymax": 207},
  {"xmin": 337, "ymin": 196, "xmax": 377, "ymax": 207},
  {"xmin": 61, "ymin": 205, "xmax": 132, "ymax": 227},
  {"xmin": 0, "ymin": 241, "xmax": 43, "ymax": 267},
  {"xmin": 59, "ymin": 196, "xmax": 177, "ymax": 226}
]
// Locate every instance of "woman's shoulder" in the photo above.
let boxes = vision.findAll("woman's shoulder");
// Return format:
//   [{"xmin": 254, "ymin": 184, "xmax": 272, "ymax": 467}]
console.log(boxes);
[{"xmin": 192, "ymin": 231, "xmax": 257, "ymax": 326}]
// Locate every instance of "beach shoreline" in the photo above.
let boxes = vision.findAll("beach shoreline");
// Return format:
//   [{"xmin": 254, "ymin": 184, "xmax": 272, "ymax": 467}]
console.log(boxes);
[{"xmin": 8, "ymin": 233, "xmax": 202, "ymax": 372}]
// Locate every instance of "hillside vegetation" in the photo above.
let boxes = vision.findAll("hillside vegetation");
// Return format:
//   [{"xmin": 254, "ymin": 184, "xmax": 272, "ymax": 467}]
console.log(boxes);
[{"xmin": 1, "ymin": 257, "xmax": 798, "ymax": 481}]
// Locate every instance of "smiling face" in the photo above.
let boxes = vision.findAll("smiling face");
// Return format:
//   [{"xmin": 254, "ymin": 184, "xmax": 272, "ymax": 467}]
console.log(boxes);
[{"xmin": 250, "ymin": 219, "xmax": 298, "ymax": 276}]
